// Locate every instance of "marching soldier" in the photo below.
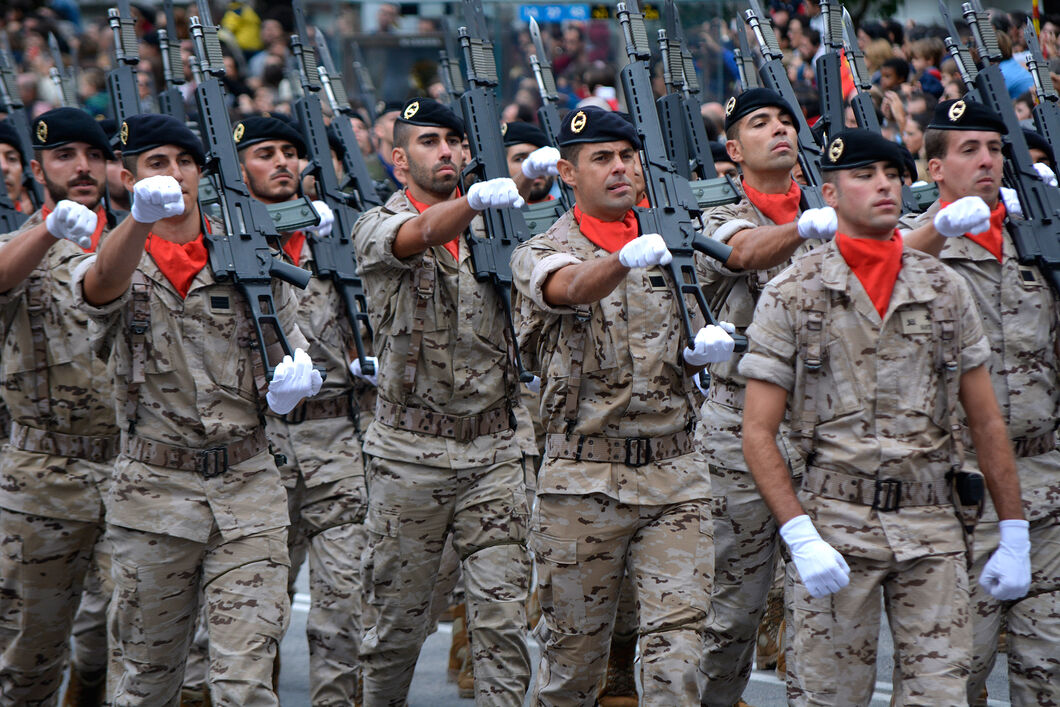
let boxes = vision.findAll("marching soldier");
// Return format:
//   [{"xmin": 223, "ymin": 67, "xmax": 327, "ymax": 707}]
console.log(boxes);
[
  {"xmin": 695, "ymin": 87, "xmax": 834, "ymax": 705},
  {"xmin": 740, "ymin": 128, "xmax": 1030, "ymax": 705},
  {"xmin": 0, "ymin": 107, "xmax": 117, "ymax": 706},
  {"xmin": 234, "ymin": 113, "xmax": 377, "ymax": 705},
  {"xmin": 511, "ymin": 106, "xmax": 735, "ymax": 705},
  {"xmin": 74, "ymin": 113, "xmax": 320, "ymax": 706},
  {"xmin": 0, "ymin": 120, "xmax": 32, "ymax": 214},
  {"xmin": 503, "ymin": 121, "xmax": 559, "ymax": 206},
  {"xmin": 901, "ymin": 99, "xmax": 1060, "ymax": 706},
  {"xmin": 351, "ymin": 97, "xmax": 532, "ymax": 706}
]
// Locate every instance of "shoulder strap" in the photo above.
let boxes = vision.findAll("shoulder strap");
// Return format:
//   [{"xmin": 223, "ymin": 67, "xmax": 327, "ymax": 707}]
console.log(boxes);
[
  {"xmin": 791, "ymin": 259, "xmax": 829, "ymax": 464},
  {"xmin": 25, "ymin": 269, "xmax": 54, "ymax": 425},
  {"xmin": 930, "ymin": 279, "xmax": 964, "ymax": 472},
  {"xmin": 125, "ymin": 271, "xmax": 151, "ymax": 433},
  {"xmin": 402, "ymin": 252, "xmax": 436, "ymax": 401}
]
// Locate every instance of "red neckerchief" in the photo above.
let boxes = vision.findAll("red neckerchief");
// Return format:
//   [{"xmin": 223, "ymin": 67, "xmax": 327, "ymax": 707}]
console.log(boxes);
[
  {"xmin": 40, "ymin": 204, "xmax": 107, "ymax": 253},
  {"xmin": 939, "ymin": 199, "xmax": 1006, "ymax": 263},
  {"xmin": 145, "ymin": 220, "xmax": 212, "ymax": 299},
  {"xmin": 742, "ymin": 178, "xmax": 802, "ymax": 226},
  {"xmin": 836, "ymin": 230, "xmax": 905, "ymax": 318},
  {"xmin": 283, "ymin": 230, "xmax": 306, "ymax": 267},
  {"xmin": 573, "ymin": 205, "xmax": 639, "ymax": 253},
  {"xmin": 405, "ymin": 189, "xmax": 460, "ymax": 261}
]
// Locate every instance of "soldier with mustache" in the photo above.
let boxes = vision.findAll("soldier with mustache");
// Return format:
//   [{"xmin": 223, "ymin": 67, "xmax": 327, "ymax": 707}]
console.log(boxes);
[{"xmin": 0, "ymin": 107, "xmax": 118, "ymax": 705}]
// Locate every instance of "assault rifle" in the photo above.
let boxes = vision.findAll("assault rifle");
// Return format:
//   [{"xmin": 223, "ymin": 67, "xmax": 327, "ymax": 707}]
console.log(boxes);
[
  {"xmin": 349, "ymin": 41, "xmax": 378, "ymax": 123},
  {"xmin": 1023, "ymin": 19, "xmax": 1060, "ymax": 168},
  {"xmin": 815, "ymin": 0, "xmax": 845, "ymax": 144},
  {"xmin": 528, "ymin": 17, "xmax": 574, "ymax": 210},
  {"xmin": 960, "ymin": 0, "xmax": 1060, "ymax": 295},
  {"xmin": 107, "ymin": 0, "xmax": 142, "ymax": 123},
  {"xmin": 189, "ymin": 1, "xmax": 313, "ymax": 376},
  {"xmin": 839, "ymin": 10, "xmax": 931, "ymax": 212},
  {"xmin": 734, "ymin": 19, "xmax": 761, "ymax": 90},
  {"xmin": 458, "ymin": 0, "xmax": 535, "ymax": 382},
  {"xmin": 291, "ymin": 2, "xmax": 375, "ymax": 375},
  {"xmin": 157, "ymin": 0, "xmax": 187, "ymax": 122},
  {"xmin": 48, "ymin": 34, "xmax": 78, "ymax": 108},
  {"xmin": 616, "ymin": 0, "xmax": 747, "ymax": 351},
  {"xmin": 309, "ymin": 25, "xmax": 383, "ymax": 208},
  {"xmin": 743, "ymin": 0, "xmax": 827, "ymax": 209},
  {"xmin": 0, "ymin": 35, "xmax": 44, "ymax": 210},
  {"xmin": 939, "ymin": 1, "xmax": 980, "ymax": 98},
  {"xmin": 438, "ymin": 19, "xmax": 465, "ymax": 108}
]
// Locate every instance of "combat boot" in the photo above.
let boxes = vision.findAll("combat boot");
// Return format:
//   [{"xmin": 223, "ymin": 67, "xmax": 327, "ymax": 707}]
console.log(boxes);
[
  {"xmin": 179, "ymin": 687, "xmax": 213, "ymax": 707},
  {"xmin": 61, "ymin": 667, "xmax": 105, "ymax": 707},
  {"xmin": 597, "ymin": 634, "xmax": 637, "ymax": 707},
  {"xmin": 448, "ymin": 603, "xmax": 469, "ymax": 683},
  {"xmin": 526, "ymin": 588, "xmax": 542, "ymax": 631},
  {"xmin": 457, "ymin": 650, "xmax": 475, "ymax": 699},
  {"xmin": 755, "ymin": 590, "xmax": 784, "ymax": 671}
]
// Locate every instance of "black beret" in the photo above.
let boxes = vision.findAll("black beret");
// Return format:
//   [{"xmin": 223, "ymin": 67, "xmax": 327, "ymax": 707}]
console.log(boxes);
[
  {"xmin": 710, "ymin": 140, "xmax": 733, "ymax": 165},
  {"xmin": 502, "ymin": 121, "xmax": 549, "ymax": 148},
  {"xmin": 896, "ymin": 143, "xmax": 918, "ymax": 182},
  {"xmin": 928, "ymin": 99, "xmax": 1007, "ymax": 134},
  {"xmin": 557, "ymin": 107, "xmax": 641, "ymax": 149},
  {"xmin": 723, "ymin": 87, "xmax": 796, "ymax": 131},
  {"xmin": 31, "ymin": 107, "xmax": 115, "ymax": 160},
  {"xmin": 396, "ymin": 97, "xmax": 465, "ymax": 138},
  {"xmin": 819, "ymin": 128, "xmax": 909, "ymax": 177},
  {"xmin": 119, "ymin": 113, "xmax": 206, "ymax": 165},
  {"xmin": 232, "ymin": 115, "xmax": 307, "ymax": 158},
  {"xmin": 326, "ymin": 123, "xmax": 345, "ymax": 158},
  {"xmin": 1022, "ymin": 127, "xmax": 1052, "ymax": 157},
  {"xmin": 375, "ymin": 100, "xmax": 405, "ymax": 117},
  {"xmin": 0, "ymin": 120, "xmax": 22, "ymax": 156}
]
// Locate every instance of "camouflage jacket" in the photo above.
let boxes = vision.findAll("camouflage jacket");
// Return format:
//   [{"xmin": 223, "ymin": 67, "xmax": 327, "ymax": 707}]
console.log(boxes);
[
  {"xmin": 696, "ymin": 183, "xmax": 815, "ymax": 472},
  {"xmin": 510, "ymin": 210, "xmax": 710, "ymax": 505},
  {"xmin": 352, "ymin": 190, "xmax": 523, "ymax": 469},
  {"xmin": 739, "ymin": 238, "xmax": 991, "ymax": 561},
  {"xmin": 902, "ymin": 201, "xmax": 1060, "ymax": 520}
]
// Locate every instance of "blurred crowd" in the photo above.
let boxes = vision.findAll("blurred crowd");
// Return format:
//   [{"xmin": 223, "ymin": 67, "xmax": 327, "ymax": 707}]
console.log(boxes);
[{"xmin": 3, "ymin": 0, "xmax": 1058, "ymax": 187}]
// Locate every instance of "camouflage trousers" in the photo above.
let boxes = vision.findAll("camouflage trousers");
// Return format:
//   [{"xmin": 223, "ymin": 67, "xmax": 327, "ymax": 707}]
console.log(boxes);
[
  {"xmin": 0, "ymin": 509, "xmax": 109, "ymax": 706},
  {"xmin": 360, "ymin": 454, "xmax": 531, "ymax": 707},
  {"xmin": 108, "ymin": 524, "xmax": 290, "ymax": 707},
  {"xmin": 786, "ymin": 550, "xmax": 970, "ymax": 706},
  {"xmin": 698, "ymin": 465, "xmax": 780, "ymax": 706},
  {"xmin": 285, "ymin": 474, "xmax": 368, "ymax": 706},
  {"xmin": 967, "ymin": 516, "xmax": 1060, "ymax": 707},
  {"xmin": 72, "ymin": 535, "xmax": 113, "ymax": 678},
  {"xmin": 530, "ymin": 492, "xmax": 714, "ymax": 707}
]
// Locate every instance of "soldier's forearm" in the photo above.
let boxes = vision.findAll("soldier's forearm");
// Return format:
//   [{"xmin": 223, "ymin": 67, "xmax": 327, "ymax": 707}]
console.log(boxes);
[
  {"xmin": 392, "ymin": 197, "xmax": 477, "ymax": 259},
  {"xmin": 542, "ymin": 254, "xmax": 627, "ymax": 307},
  {"xmin": 743, "ymin": 379, "xmax": 803, "ymax": 525},
  {"xmin": 724, "ymin": 222, "xmax": 802, "ymax": 271},
  {"xmin": 83, "ymin": 215, "xmax": 151, "ymax": 306},
  {"xmin": 959, "ymin": 365, "xmax": 1025, "ymax": 521},
  {"xmin": 0, "ymin": 223, "xmax": 56, "ymax": 293}
]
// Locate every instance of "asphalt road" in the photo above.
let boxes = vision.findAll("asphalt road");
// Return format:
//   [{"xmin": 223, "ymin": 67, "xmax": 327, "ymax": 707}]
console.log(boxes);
[{"xmin": 279, "ymin": 567, "xmax": 1013, "ymax": 707}]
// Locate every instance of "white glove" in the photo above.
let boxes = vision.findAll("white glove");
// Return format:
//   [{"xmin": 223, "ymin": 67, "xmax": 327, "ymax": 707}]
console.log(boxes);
[
  {"xmin": 618, "ymin": 233, "xmax": 672, "ymax": 268},
  {"xmin": 521, "ymin": 146, "xmax": 561, "ymax": 179},
  {"xmin": 933, "ymin": 195, "xmax": 990, "ymax": 238},
  {"xmin": 522, "ymin": 375, "xmax": 541, "ymax": 394},
  {"xmin": 796, "ymin": 207, "xmax": 837, "ymax": 240},
  {"xmin": 682, "ymin": 322, "xmax": 736, "ymax": 366},
  {"xmin": 1000, "ymin": 187, "xmax": 1023, "ymax": 218},
  {"xmin": 130, "ymin": 175, "xmax": 185, "ymax": 224},
  {"xmin": 45, "ymin": 199, "xmax": 97, "ymax": 249},
  {"xmin": 348, "ymin": 356, "xmax": 379, "ymax": 387},
  {"xmin": 1034, "ymin": 162, "xmax": 1058, "ymax": 188},
  {"xmin": 979, "ymin": 519, "xmax": 1031, "ymax": 601},
  {"xmin": 308, "ymin": 200, "xmax": 334, "ymax": 237},
  {"xmin": 267, "ymin": 348, "xmax": 324, "ymax": 415},
  {"xmin": 467, "ymin": 177, "xmax": 525, "ymax": 210},
  {"xmin": 780, "ymin": 514, "xmax": 851, "ymax": 598}
]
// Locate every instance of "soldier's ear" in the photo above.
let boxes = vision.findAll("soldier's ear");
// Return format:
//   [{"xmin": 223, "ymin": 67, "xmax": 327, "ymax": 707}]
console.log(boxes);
[
  {"xmin": 821, "ymin": 181, "xmax": 839, "ymax": 208},
  {"xmin": 927, "ymin": 157, "xmax": 944, "ymax": 185},
  {"xmin": 30, "ymin": 159, "xmax": 46, "ymax": 187},
  {"xmin": 725, "ymin": 139, "xmax": 741, "ymax": 163},
  {"xmin": 392, "ymin": 146, "xmax": 407, "ymax": 171},
  {"xmin": 556, "ymin": 158, "xmax": 576, "ymax": 188}
]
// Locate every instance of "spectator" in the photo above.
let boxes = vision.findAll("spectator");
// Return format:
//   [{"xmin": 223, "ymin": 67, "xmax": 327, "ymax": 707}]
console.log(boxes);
[
  {"xmin": 879, "ymin": 57, "xmax": 910, "ymax": 92},
  {"xmin": 997, "ymin": 30, "xmax": 1034, "ymax": 98}
]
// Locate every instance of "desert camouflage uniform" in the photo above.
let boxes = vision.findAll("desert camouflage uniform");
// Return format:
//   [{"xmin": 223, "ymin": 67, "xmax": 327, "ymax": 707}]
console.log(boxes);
[
  {"xmin": 903, "ymin": 204, "xmax": 1060, "ymax": 706},
  {"xmin": 263, "ymin": 235, "xmax": 375, "ymax": 705},
  {"xmin": 694, "ymin": 186, "xmax": 812, "ymax": 705},
  {"xmin": 352, "ymin": 190, "xmax": 531, "ymax": 707},
  {"xmin": 739, "ymin": 238, "xmax": 991, "ymax": 706},
  {"xmin": 511, "ymin": 211, "xmax": 715, "ymax": 707},
  {"xmin": 73, "ymin": 221, "xmax": 304, "ymax": 707},
  {"xmin": 0, "ymin": 210, "xmax": 117, "ymax": 705}
]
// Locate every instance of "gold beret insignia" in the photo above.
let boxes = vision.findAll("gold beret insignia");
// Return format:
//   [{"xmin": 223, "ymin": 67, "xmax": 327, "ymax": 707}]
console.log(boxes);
[
  {"xmin": 570, "ymin": 110, "xmax": 587, "ymax": 134},
  {"xmin": 828, "ymin": 137, "xmax": 844, "ymax": 163},
  {"xmin": 725, "ymin": 96, "xmax": 737, "ymax": 116},
  {"xmin": 403, "ymin": 101, "xmax": 420, "ymax": 120},
  {"xmin": 948, "ymin": 100, "xmax": 966, "ymax": 122},
  {"xmin": 233, "ymin": 123, "xmax": 245, "ymax": 143},
  {"xmin": 120, "ymin": 121, "xmax": 129, "ymax": 145},
  {"xmin": 36, "ymin": 121, "xmax": 47, "ymax": 143}
]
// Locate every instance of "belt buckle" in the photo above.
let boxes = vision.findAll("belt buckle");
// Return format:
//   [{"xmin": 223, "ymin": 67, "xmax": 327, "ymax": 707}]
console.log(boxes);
[
  {"xmin": 872, "ymin": 478, "xmax": 902, "ymax": 512},
  {"xmin": 199, "ymin": 446, "xmax": 229, "ymax": 478},
  {"xmin": 625, "ymin": 437, "xmax": 652, "ymax": 468},
  {"xmin": 454, "ymin": 416, "xmax": 476, "ymax": 443}
]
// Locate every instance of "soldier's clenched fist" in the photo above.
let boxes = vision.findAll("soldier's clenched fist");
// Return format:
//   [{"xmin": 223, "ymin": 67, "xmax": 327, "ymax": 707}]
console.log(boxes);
[
  {"xmin": 131, "ymin": 175, "xmax": 185, "ymax": 224},
  {"xmin": 618, "ymin": 233, "xmax": 672, "ymax": 268},
  {"xmin": 45, "ymin": 199, "xmax": 97, "ymax": 249},
  {"xmin": 467, "ymin": 177, "xmax": 525, "ymax": 210}
]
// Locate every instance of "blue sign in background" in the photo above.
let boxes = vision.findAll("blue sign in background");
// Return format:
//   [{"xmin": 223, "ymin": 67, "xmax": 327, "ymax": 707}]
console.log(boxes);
[{"xmin": 518, "ymin": 4, "xmax": 591, "ymax": 22}]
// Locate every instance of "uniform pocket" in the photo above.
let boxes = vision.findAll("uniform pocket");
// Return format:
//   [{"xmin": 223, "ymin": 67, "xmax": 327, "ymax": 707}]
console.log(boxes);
[
  {"xmin": 363, "ymin": 508, "xmax": 402, "ymax": 602},
  {"xmin": 528, "ymin": 530, "xmax": 586, "ymax": 631}
]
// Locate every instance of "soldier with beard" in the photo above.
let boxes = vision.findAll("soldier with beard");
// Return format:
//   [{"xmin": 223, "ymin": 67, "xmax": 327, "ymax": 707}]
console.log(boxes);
[
  {"xmin": 352, "ymin": 97, "xmax": 532, "ymax": 706},
  {"xmin": 0, "ymin": 107, "xmax": 118, "ymax": 706},
  {"xmin": 503, "ymin": 121, "xmax": 559, "ymax": 205}
]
